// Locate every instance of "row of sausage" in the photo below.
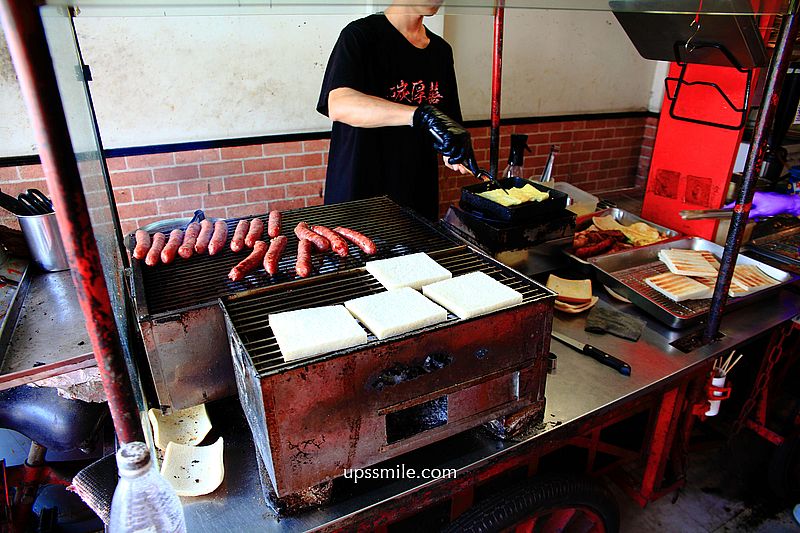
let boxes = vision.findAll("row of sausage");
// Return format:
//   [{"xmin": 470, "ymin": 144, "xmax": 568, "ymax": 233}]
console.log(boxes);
[{"xmin": 130, "ymin": 210, "xmax": 376, "ymax": 280}]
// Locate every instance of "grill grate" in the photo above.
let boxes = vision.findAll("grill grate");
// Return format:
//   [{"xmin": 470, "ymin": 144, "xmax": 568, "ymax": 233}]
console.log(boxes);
[
  {"xmin": 611, "ymin": 261, "xmax": 713, "ymax": 319},
  {"xmin": 134, "ymin": 197, "xmax": 459, "ymax": 316},
  {"xmin": 755, "ymin": 232, "xmax": 800, "ymax": 263},
  {"xmin": 224, "ymin": 246, "xmax": 553, "ymax": 377}
]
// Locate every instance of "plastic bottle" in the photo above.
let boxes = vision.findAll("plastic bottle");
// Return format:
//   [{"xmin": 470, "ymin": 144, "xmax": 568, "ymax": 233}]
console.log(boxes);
[
  {"xmin": 502, "ymin": 134, "xmax": 531, "ymax": 180},
  {"xmin": 109, "ymin": 441, "xmax": 186, "ymax": 533},
  {"xmin": 539, "ymin": 145, "xmax": 560, "ymax": 183}
]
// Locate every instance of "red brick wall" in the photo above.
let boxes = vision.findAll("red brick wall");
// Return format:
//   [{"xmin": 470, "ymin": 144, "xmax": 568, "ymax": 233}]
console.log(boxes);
[{"xmin": 0, "ymin": 116, "xmax": 653, "ymax": 234}]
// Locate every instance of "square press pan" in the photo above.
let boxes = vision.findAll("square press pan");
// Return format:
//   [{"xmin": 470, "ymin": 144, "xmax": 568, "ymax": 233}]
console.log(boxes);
[
  {"xmin": 588, "ymin": 237, "xmax": 795, "ymax": 329},
  {"xmin": 460, "ymin": 177, "xmax": 568, "ymax": 223}
]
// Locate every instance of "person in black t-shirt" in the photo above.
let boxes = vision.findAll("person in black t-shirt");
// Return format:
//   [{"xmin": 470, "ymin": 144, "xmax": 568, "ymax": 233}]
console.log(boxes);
[{"xmin": 317, "ymin": 0, "xmax": 478, "ymax": 220}]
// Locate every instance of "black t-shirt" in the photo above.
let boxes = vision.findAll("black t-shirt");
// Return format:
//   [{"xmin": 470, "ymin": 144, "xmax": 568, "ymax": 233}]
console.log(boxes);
[{"xmin": 317, "ymin": 14, "xmax": 462, "ymax": 220}]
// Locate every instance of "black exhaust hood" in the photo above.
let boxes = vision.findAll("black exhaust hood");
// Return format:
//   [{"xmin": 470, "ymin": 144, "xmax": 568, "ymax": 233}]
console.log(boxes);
[{"xmin": 611, "ymin": 0, "xmax": 769, "ymax": 68}]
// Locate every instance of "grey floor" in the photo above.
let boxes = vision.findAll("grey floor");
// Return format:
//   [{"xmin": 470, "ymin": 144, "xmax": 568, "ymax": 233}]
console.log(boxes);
[{"xmin": 613, "ymin": 444, "xmax": 799, "ymax": 532}]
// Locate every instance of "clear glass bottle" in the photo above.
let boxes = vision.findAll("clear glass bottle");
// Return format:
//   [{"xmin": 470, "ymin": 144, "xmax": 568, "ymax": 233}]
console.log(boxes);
[
  {"xmin": 109, "ymin": 442, "xmax": 186, "ymax": 533},
  {"xmin": 502, "ymin": 134, "xmax": 531, "ymax": 180}
]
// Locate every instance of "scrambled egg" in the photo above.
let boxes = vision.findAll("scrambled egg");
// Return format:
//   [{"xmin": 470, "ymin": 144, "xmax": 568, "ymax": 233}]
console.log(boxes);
[{"xmin": 478, "ymin": 184, "xmax": 550, "ymax": 207}]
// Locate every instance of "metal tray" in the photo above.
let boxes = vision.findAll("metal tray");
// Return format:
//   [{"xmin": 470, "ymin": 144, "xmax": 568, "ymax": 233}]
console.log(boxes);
[
  {"xmin": 561, "ymin": 207, "xmax": 682, "ymax": 274},
  {"xmin": 588, "ymin": 237, "xmax": 795, "ymax": 329},
  {"xmin": 460, "ymin": 177, "xmax": 568, "ymax": 223}
]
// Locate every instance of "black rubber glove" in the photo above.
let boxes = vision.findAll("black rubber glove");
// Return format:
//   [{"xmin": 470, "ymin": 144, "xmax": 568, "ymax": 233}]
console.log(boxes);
[{"xmin": 413, "ymin": 104, "xmax": 478, "ymax": 173}]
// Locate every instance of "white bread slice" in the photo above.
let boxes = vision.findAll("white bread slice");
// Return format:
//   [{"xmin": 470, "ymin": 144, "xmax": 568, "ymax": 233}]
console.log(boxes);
[
  {"xmin": 645, "ymin": 272, "xmax": 713, "ymax": 302},
  {"xmin": 148, "ymin": 404, "xmax": 212, "ymax": 451},
  {"xmin": 554, "ymin": 296, "xmax": 599, "ymax": 314},
  {"xmin": 161, "ymin": 437, "xmax": 224, "ymax": 497},
  {"xmin": 658, "ymin": 249, "xmax": 719, "ymax": 277},
  {"xmin": 366, "ymin": 252, "xmax": 452, "ymax": 290},
  {"xmin": 546, "ymin": 275, "xmax": 593, "ymax": 304},
  {"xmin": 422, "ymin": 271, "xmax": 523, "ymax": 319},
  {"xmin": 345, "ymin": 288, "xmax": 448, "ymax": 340},
  {"xmin": 269, "ymin": 305, "xmax": 368, "ymax": 362}
]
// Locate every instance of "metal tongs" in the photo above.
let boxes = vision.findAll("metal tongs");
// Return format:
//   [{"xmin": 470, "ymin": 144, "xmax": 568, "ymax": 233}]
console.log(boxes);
[
  {"xmin": 679, "ymin": 209, "xmax": 734, "ymax": 220},
  {"xmin": 465, "ymin": 155, "xmax": 511, "ymax": 196}
]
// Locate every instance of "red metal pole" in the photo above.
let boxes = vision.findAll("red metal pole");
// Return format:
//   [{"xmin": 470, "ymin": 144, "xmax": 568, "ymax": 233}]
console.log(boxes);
[
  {"xmin": 0, "ymin": 0, "xmax": 144, "ymax": 444},
  {"xmin": 489, "ymin": 0, "xmax": 505, "ymax": 179}
]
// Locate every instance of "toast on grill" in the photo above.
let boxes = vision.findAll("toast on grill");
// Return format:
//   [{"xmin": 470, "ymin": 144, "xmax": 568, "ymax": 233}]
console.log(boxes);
[
  {"xmin": 644, "ymin": 272, "xmax": 713, "ymax": 302},
  {"xmin": 269, "ymin": 305, "xmax": 368, "ymax": 361},
  {"xmin": 422, "ymin": 271, "xmax": 523, "ymax": 319},
  {"xmin": 658, "ymin": 249, "xmax": 719, "ymax": 277},
  {"xmin": 345, "ymin": 287, "xmax": 448, "ymax": 340},
  {"xmin": 366, "ymin": 252, "xmax": 452, "ymax": 290}
]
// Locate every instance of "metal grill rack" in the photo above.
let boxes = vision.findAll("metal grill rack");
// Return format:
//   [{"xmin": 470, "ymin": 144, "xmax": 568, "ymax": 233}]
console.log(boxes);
[
  {"xmin": 132, "ymin": 197, "xmax": 459, "ymax": 316},
  {"xmin": 223, "ymin": 246, "xmax": 553, "ymax": 377},
  {"xmin": 611, "ymin": 261, "xmax": 710, "ymax": 320}
]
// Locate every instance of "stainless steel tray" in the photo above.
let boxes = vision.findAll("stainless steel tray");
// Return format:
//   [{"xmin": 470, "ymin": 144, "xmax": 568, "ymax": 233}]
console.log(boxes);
[
  {"xmin": 588, "ymin": 237, "xmax": 795, "ymax": 329},
  {"xmin": 561, "ymin": 207, "xmax": 682, "ymax": 274}
]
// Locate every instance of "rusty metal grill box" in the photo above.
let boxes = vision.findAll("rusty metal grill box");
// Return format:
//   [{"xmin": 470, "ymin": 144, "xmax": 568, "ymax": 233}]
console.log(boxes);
[{"xmin": 222, "ymin": 246, "xmax": 555, "ymax": 499}]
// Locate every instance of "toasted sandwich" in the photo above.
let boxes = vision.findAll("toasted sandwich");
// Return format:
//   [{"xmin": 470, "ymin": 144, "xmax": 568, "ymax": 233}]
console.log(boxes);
[
  {"xmin": 645, "ymin": 272, "xmax": 713, "ymax": 302},
  {"xmin": 658, "ymin": 249, "xmax": 719, "ymax": 278}
]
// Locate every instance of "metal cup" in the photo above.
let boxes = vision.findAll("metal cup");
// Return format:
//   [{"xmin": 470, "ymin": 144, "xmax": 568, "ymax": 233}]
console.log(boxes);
[{"xmin": 17, "ymin": 212, "xmax": 69, "ymax": 272}]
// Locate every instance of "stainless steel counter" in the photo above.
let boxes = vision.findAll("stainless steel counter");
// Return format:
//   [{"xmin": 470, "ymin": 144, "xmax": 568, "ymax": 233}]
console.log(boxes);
[
  {"xmin": 0, "ymin": 270, "xmax": 94, "ymax": 390},
  {"xmin": 182, "ymin": 287, "xmax": 800, "ymax": 532}
]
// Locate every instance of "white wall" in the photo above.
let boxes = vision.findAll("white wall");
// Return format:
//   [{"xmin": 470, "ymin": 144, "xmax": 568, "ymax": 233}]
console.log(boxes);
[
  {"xmin": 0, "ymin": 35, "xmax": 37, "ymax": 156},
  {"xmin": 1, "ymin": 9, "xmax": 661, "ymax": 158},
  {"xmin": 448, "ymin": 10, "xmax": 659, "ymax": 120}
]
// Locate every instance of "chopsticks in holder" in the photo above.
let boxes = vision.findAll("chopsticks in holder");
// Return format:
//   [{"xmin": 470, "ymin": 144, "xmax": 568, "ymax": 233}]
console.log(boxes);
[{"xmin": 712, "ymin": 350, "xmax": 744, "ymax": 377}]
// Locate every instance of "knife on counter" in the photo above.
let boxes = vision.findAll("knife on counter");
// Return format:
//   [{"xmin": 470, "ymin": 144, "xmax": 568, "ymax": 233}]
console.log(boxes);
[{"xmin": 551, "ymin": 331, "xmax": 631, "ymax": 376}]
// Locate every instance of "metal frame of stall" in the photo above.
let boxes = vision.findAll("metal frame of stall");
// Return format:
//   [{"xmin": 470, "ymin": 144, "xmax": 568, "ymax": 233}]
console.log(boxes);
[{"xmin": 1, "ymin": 0, "xmax": 798, "ymax": 529}]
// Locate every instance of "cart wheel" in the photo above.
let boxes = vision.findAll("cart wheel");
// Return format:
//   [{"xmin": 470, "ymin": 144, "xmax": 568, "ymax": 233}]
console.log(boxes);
[
  {"xmin": 768, "ymin": 430, "xmax": 800, "ymax": 501},
  {"xmin": 443, "ymin": 475, "xmax": 619, "ymax": 533}
]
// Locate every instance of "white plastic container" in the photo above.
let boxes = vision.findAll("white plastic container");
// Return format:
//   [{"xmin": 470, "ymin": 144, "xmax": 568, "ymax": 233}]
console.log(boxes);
[
  {"xmin": 544, "ymin": 182, "xmax": 599, "ymax": 216},
  {"xmin": 705, "ymin": 374, "xmax": 728, "ymax": 417}
]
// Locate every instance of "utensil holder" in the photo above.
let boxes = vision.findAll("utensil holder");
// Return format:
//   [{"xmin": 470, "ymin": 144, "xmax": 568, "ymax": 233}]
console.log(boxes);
[
  {"xmin": 17, "ymin": 212, "xmax": 69, "ymax": 272},
  {"xmin": 705, "ymin": 374, "xmax": 729, "ymax": 417}
]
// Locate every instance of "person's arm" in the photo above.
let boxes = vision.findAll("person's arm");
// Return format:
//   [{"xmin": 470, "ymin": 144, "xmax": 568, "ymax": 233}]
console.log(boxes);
[
  {"xmin": 724, "ymin": 191, "xmax": 800, "ymax": 218},
  {"xmin": 328, "ymin": 87, "xmax": 415, "ymax": 128}
]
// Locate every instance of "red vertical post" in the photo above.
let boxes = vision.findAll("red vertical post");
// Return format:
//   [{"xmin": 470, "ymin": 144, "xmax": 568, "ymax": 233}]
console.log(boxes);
[
  {"xmin": 489, "ymin": 0, "xmax": 505, "ymax": 179},
  {"xmin": 0, "ymin": 0, "xmax": 144, "ymax": 444}
]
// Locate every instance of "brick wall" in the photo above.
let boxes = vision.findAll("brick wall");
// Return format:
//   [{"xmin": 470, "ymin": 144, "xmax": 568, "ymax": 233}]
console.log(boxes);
[{"xmin": 0, "ymin": 116, "xmax": 654, "ymax": 234}]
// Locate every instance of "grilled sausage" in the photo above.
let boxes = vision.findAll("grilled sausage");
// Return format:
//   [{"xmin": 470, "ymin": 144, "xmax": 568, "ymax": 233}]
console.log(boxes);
[
  {"xmin": 294, "ymin": 222, "xmax": 330, "ymax": 252},
  {"xmin": 311, "ymin": 225, "xmax": 348, "ymax": 257},
  {"xmin": 333, "ymin": 226, "xmax": 377, "ymax": 255},
  {"xmin": 231, "ymin": 219, "xmax": 250, "ymax": 252},
  {"xmin": 267, "ymin": 210, "xmax": 281, "ymax": 238},
  {"xmin": 264, "ymin": 235, "xmax": 288, "ymax": 275},
  {"xmin": 245, "ymin": 217, "xmax": 264, "ymax": 248},
  {"xmin": 574, "ymin": 237, "xmax": 614, "ymax": 258},
  {"xmin": 194, "ymin": 219, "xmax": 214, "ymax": 254},
  {"xmin": 178, "ymin": 222, "xmax": 201, "ymax": 259},
  {"xmin": 228, "ymin": 241, "xmax": 268, "ymax": 282},
  {"xmin": 208, "ymin": 220, "xmax": 228, "ymax": 256},
  {"xmin": 295, "ymin": 239, "xmax": 313, "ymax": 278},
  {"xmin": 161, "ymin": 229, "xmax": 183, "ymax": 265},
  {"xmin": 145, "ymin": 232, "xmax": 166, "ymax": 267},
  {"xmin": 133, "ymin": 230, "xmax": 151, "ymax": 260}
]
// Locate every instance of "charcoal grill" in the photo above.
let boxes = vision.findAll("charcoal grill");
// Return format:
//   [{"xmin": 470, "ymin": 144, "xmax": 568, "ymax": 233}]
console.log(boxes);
[
  {"xmin": 129, "ymin": 197, "xmax": 461, "ymax": 411},
  {"xmin": 222, "ymin": 245, "xmax": 555, "ymax": 502}
]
